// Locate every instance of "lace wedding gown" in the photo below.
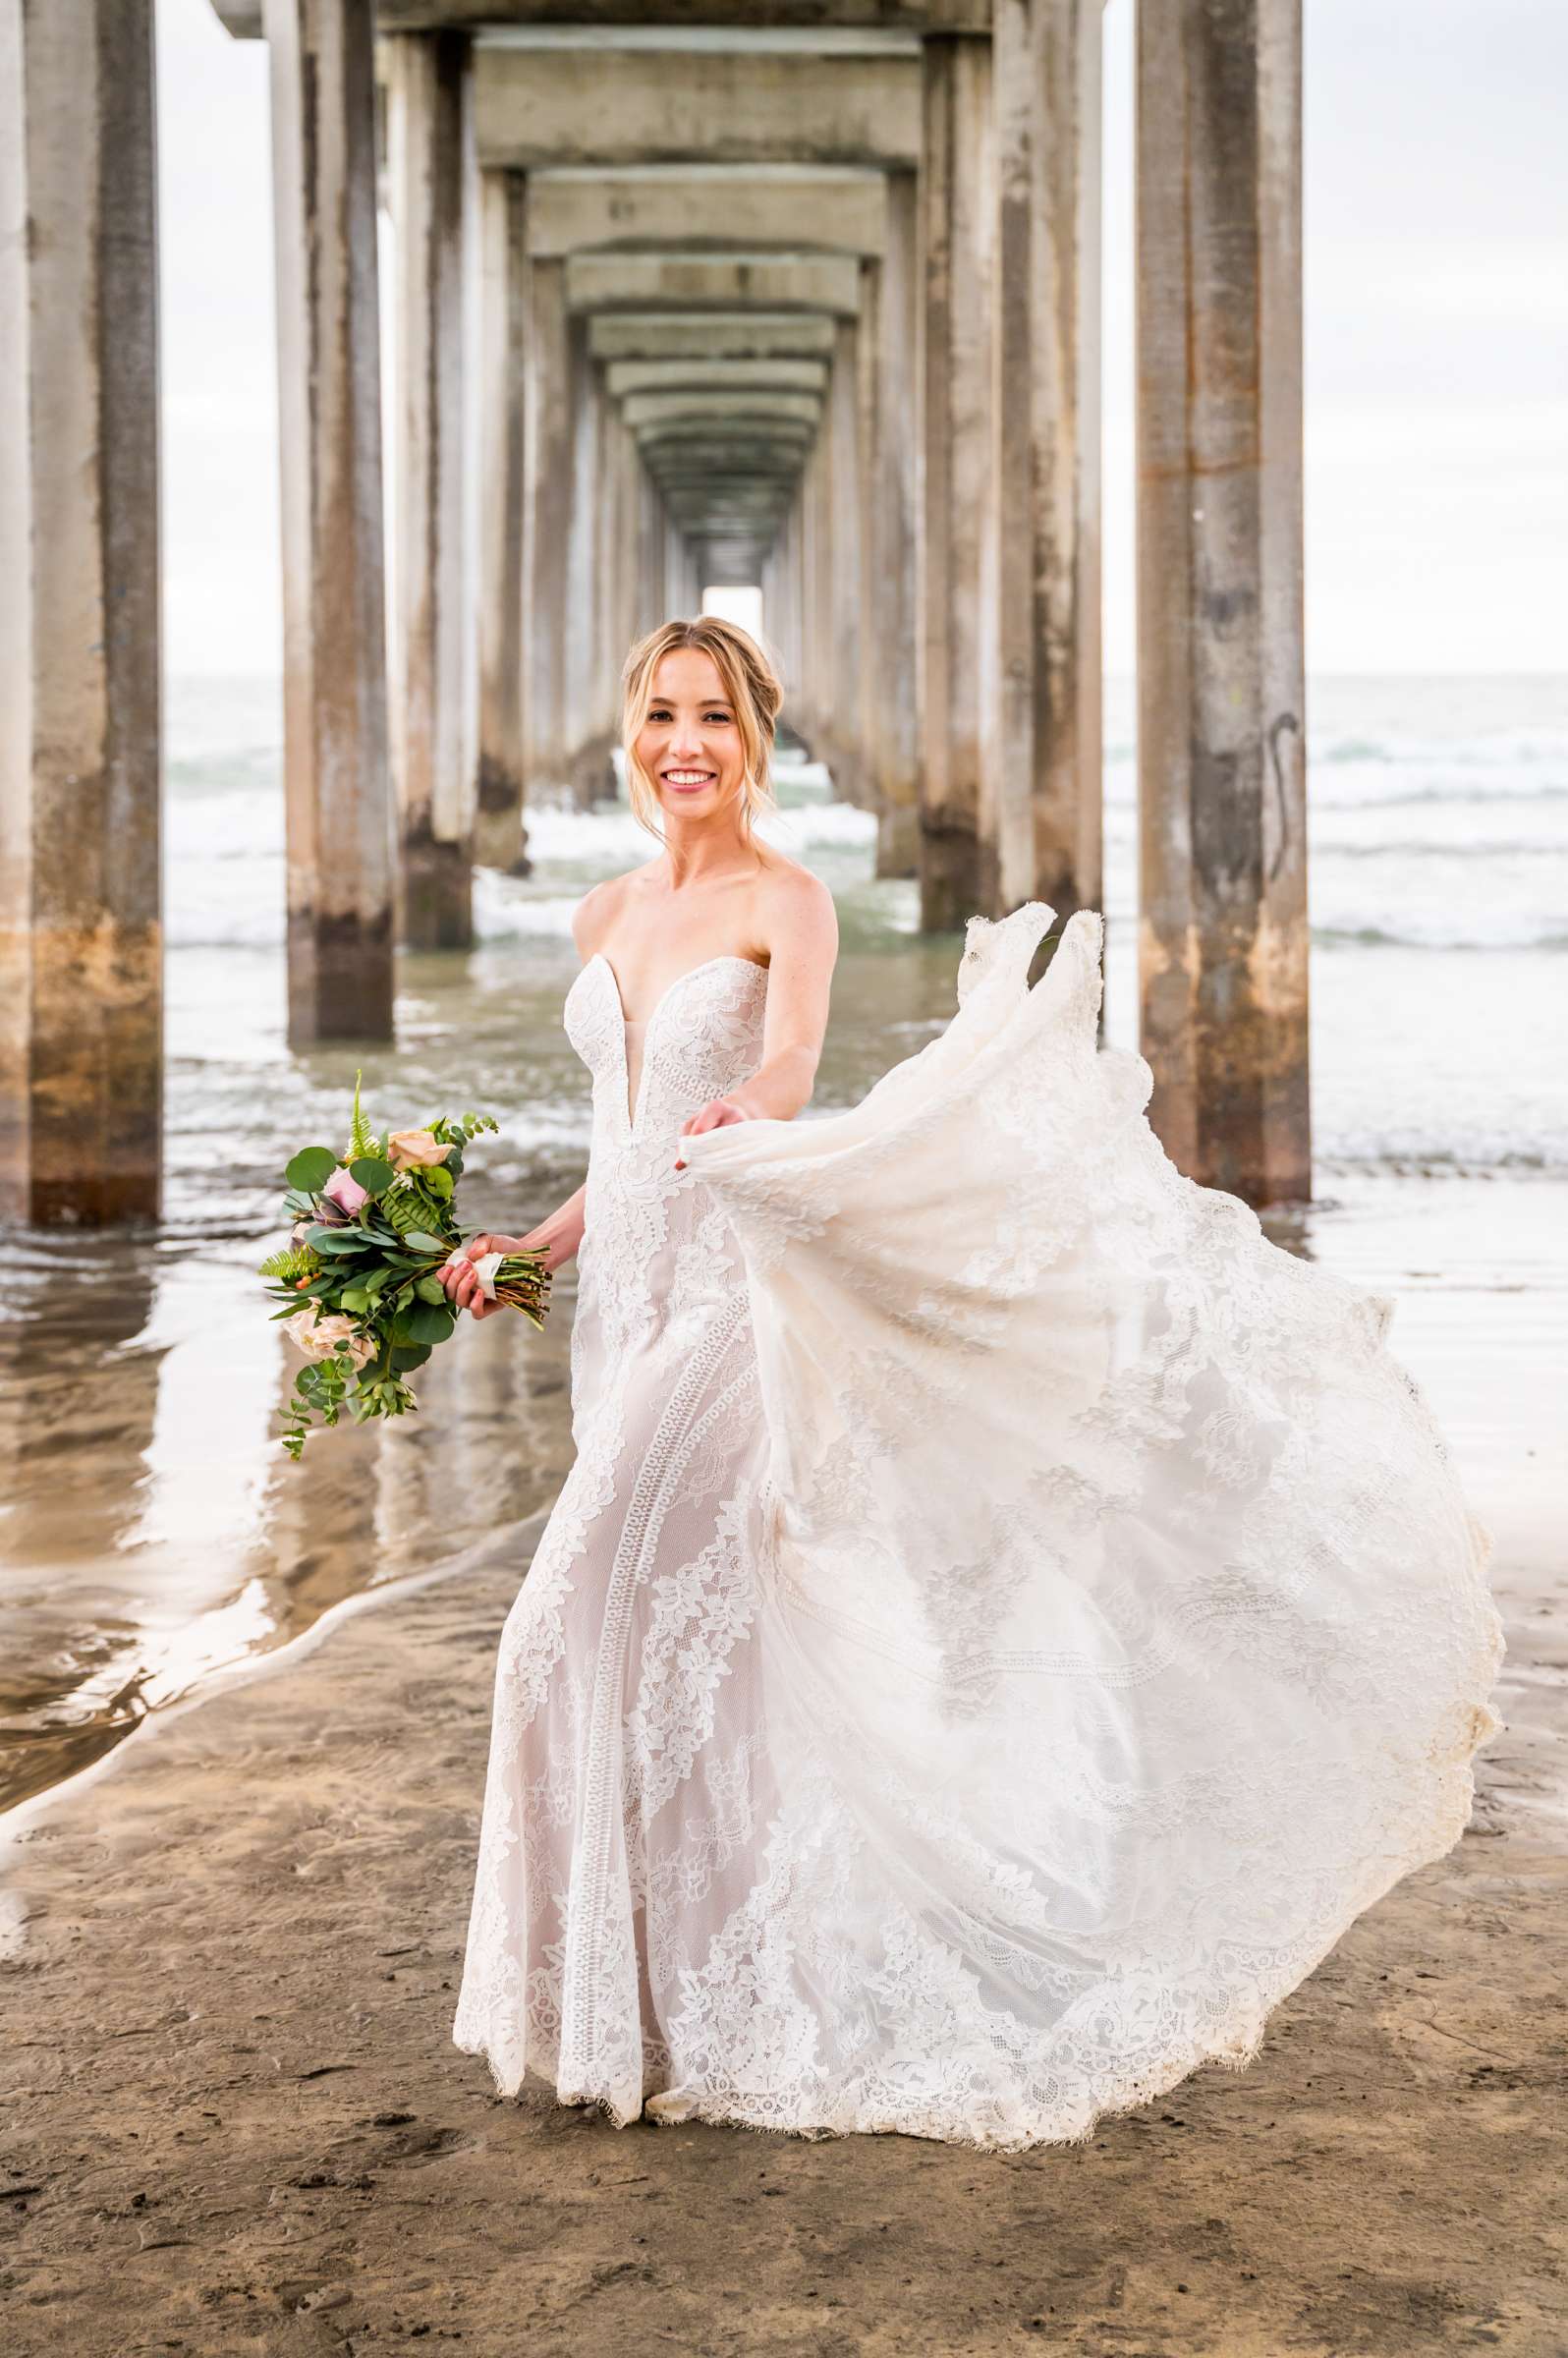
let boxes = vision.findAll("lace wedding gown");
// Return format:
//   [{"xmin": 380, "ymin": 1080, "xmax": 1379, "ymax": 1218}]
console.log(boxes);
[{"xmin": 452, "ymin": 904, "xmax": 1504, "ymax": 2151}]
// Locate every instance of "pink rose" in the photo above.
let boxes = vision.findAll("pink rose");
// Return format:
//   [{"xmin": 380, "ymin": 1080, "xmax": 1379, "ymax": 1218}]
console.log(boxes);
[
  {"xmin": 283, "ymin": 1308, "xmax": 375, "ymax": 1370},
  {"xmin": 322, "ymin": 1165, "xmax": 369, "ymax": 1214}
]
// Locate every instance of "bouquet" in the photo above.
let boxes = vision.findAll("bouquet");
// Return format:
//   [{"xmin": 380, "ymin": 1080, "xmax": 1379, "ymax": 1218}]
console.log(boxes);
[{"xmin": 261, "ymin": 1073, "xmax": 549, "ymax": 1458}]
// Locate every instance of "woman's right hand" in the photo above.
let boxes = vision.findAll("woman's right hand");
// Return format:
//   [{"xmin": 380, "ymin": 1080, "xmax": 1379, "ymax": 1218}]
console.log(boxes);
[{"xmin": 436, "ymin": 1191, "xmax": 586, "ymax": 1319}]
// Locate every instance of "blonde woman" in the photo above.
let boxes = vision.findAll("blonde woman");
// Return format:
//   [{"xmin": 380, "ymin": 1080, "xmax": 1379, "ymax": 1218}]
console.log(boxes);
[{"xmin": 446, "ymin": 616, "xmax": 1502, "ymax": 2151}]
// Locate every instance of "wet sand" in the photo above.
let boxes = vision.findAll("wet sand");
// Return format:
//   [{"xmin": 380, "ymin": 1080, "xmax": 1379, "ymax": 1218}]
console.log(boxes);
[{"xmin": 1, "ymin": 1188, "xmax": 1564, "ymax": 2356}]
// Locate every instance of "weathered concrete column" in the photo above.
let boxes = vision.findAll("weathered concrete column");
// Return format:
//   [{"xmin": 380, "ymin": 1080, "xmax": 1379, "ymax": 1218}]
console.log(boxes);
[
  {"xmin": 862, "ymin": 171, "xmax": 921, "ymax": 876},
  {"xmin": 992, "ymin": 0, "xmax": 1104, "ymax": 922},
  {"xmin": 264, "ymin": 0, "xmax": 393, "ymax": 1041},
  {"xmin": 672, "ymin": 532, "xmax": 701, "ymax": 619},
  {"xmin": 798, "ymin": 434, "xmax": 830, "ymax": 761},
  {"xmin": 564, "ymin": 335, "xmax": 610, "ymax": 806},
  {"xmin": 0, "ymin": 0, "xmax": 161, "ymax": 1223},
  {"xmin": 827, "ymin": 319, "xmax": 867, "ymax": 808},
  {"xmin": 770, "ymin": 497, "xmax": 806, "ymax": 723},
  {"xmin": 1137, "ymin": 0, "xmax": 1310, "ymax": 1206},
  {"xmin": 387, "ymin": 29, "xmax": 473, "ymax": 949},
  {"xmin": 660, "ymin": 518, "xmax": 685, "ymax": 621},
  {"xmin": 475, "ymin": 169, "xmax": 529, "ymax": 874},
  {"xmin": 523, "ymin": 255, "xmax": 571, "ymax": 798},
  {"xmin": 575, "ymin": 385, "xmax": 629, "ymax": 802},
  {"xmin": 920, "ymin": 33, "xmax": 998, "ymax": 929},
  {"xmin": 635, "ymin": 468, "xmax": 665, "ymax": 638}
]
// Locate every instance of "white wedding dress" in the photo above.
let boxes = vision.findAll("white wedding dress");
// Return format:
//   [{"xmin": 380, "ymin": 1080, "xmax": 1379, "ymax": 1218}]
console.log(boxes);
[{"xmin": 452, "ymin": 904, "xmax": 1504, "ymax": 2151}]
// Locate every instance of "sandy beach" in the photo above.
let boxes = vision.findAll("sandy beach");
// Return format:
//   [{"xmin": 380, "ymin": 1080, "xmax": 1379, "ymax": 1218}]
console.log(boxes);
[
  {"xmin": 2, "ymin": 1176, "xmax": 1564, "ymax": 2358},
  {"xmin": 2, "ymin": 679, "xmax": 1565, "ymax": 2353}
]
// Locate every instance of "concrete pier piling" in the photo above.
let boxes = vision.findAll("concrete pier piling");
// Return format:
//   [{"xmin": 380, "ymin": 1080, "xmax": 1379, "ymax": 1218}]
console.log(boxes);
[
  {"xmin": 0, "ymin": 0, "xmax": 162, "ymax": 1226},
  {"xmin": 864, "ymin": 171, "xmax": 922, "ymax": 880},
  {"xmin": 388, "ymin": 28, "xmax": 476, "ymax": 949},
  {"xmin": 1136, "ymin": 0, "xmax": 1311, "ymax": 1206},
  {"xmin": 475, "ymin": 169, "xmax": 529, "ymax": 875},
  {"xmin": 264, "ymin": 0, "xmax": 394, "ymax": 1043},
  {"xmin": 920, "ymin": 32, "xmax": 998, "ymax": 931},
  {"xmin": 992, "ymin": 0, "xmax": 1104, "ymax": 927}
]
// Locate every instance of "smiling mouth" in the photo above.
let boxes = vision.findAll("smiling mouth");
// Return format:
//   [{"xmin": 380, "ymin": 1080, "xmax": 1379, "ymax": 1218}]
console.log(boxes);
[{"xmin": 662, "ymin": 769, "xmax": 716, "ymax": 787}]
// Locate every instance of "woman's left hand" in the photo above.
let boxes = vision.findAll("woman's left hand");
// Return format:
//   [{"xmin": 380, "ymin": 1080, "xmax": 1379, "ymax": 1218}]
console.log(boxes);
[{"xmin": 675, "ymin": 1095, "xmax": 751, "ymax": 1170}]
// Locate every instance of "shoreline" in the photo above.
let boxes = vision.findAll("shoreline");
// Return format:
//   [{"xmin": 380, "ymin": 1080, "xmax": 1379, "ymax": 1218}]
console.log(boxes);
[
  {"xmin": 5, "ymin": 1165, "xmax": 1559, "ymax": 1831},
  {"xmin": 1, "ymin": 1210, "xmax": 1564, "ymax": 2353}
]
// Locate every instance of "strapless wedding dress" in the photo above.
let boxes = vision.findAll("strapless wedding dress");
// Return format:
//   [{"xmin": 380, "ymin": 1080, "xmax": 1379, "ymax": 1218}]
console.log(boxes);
[{"xmin": 452, "ymin": 904, "xmax": 1503, "ymax": 2151}]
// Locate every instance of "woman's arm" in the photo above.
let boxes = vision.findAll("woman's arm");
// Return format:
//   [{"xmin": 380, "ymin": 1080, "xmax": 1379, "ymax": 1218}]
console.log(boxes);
[
  {"xmin": 676, "ymin": 867, "xmax": 838, "ymax": 1163},
  {"xmin": 437, "ymin": 1187, "xmax": 587, "ymax": 1319}
]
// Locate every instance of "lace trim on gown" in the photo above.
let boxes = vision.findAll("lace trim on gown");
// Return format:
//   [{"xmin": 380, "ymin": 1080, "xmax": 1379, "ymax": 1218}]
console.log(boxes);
[{"xmin": 452, "ymin": 911, "xmax": 1504, "ymax": 2152}]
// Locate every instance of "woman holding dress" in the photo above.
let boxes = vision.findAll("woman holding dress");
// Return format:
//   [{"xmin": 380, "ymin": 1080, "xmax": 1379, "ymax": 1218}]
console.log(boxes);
[{"xmin": 444, "ymin": 614, "xmax": 1503, "ymax": 2152}]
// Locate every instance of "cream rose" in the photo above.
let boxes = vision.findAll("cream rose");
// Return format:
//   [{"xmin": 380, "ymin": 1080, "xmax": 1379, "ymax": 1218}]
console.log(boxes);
[
  {"xmin": 283, "ymin": 1308, "xmax": 375, "ymax": 1370},
  {"xmin": 386, "ymin": 1128, "xmax": 454, "ymax": 1172}
]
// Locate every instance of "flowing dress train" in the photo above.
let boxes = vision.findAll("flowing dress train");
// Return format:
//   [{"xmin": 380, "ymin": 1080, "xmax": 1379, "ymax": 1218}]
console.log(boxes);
[{"xmin": 451, "ymin": 904, "xmax": 1503, "ymax": 2151}]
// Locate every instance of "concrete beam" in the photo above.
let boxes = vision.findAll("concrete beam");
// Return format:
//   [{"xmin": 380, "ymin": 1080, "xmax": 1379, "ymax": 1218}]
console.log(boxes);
[
  {"xmin": 604, "ymin": 358, "xmax": 830, "ymax": 400},
  {"xmin": 528, "ymin": 166, "xmax": 888, "ymax": 260},
  {"xmin": 1137, "ymin": 0, "xmax": 1309, "ymax": 1207},
  {"xmin": 215, "ymin": 7, "xmax": 993, "ymax": 34},
  {"xmin": 386, "ymin": 29, "xmax": 474, "ymax": 950},
  {"xmin": 645, "ymin": 478, "xmax": 797, "ymax": 507},
  {"xmin": 1, "ymin": 0, "xmax": 161, "ymax": 1225},
  {"xmin": 588, "ymin": 311, "xmax": 838, "ymax": 362},
  {"xmin": 566, "ymin": 251, "xmax": 862, "ymax": 318},
  {"xmin": 620, "ymin": 390, "xmax": 823, "ymax": 433},
  {"xmin": 474, "ymin": 42, "xmax": 923, "ymax": 170},
  {"xmin": 265, "ymin": 0, "xmax": 394, "ymax": 1042}
]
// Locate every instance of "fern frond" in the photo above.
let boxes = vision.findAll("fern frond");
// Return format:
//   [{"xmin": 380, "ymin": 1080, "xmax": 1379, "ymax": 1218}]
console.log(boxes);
[
  {"xmin": 260, "ymin": 1243, "xmax": 319, "ymax": 1283},
  {"xmin": 348, "ymin": 1068, "xmax": 380, "ymax": 1162},
  {"xmin": 378, "ymin": 1182, "xmax": 431, "ymax": 1236}
]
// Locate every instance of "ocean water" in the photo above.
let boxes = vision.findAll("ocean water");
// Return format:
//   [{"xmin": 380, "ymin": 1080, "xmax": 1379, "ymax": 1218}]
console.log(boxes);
[
  {"xmin": 164, "ymin": 668, "xmax": 1568, "ymax": 1202},
  {"xmin": 1, "ymin": 672, "xmax": 1562, "ymax": 1825}
]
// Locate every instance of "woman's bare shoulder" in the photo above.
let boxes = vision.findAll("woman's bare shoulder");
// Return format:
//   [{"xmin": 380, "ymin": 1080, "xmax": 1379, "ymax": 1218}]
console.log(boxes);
[
  {"xmin": 571, "ymin": 866, "xmax": 659, "ymax": 960},
  {"xmin": 755, "ymin": 853, "xmax": 838, "ymax": 966}
]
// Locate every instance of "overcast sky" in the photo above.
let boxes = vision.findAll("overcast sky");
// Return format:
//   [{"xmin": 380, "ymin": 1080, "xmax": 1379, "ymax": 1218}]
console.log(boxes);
[{"xmin": 156, "ymin": 0, "xmax": 1566, "ymax": 678}]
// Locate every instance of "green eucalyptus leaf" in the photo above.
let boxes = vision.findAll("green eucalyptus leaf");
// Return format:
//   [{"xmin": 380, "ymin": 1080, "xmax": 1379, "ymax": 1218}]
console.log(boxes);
[
  {"xmin": 286, "ymin": 1147, "xmax": 338, "ymax": 1193},
  {"xmin": 414, "ymin": 1276, "xmax": 448, "ymax": 1307},
  {"xmin": 349, "ymin": 1155, "xmax": 395, "ymax": 1197},
  {"xmin": 402, "ymin": 1230, "xmax": 451, "ymax": 1255},
  {"xmin": 403, "ymin": 1311, "xmax": 452, "ymax": 1348}
]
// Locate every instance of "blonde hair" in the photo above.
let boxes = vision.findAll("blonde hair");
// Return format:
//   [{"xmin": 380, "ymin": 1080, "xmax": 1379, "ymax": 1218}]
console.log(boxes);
[{"xmin": 620, "ymin": 616, "xmax": 783, "ymax": 843}]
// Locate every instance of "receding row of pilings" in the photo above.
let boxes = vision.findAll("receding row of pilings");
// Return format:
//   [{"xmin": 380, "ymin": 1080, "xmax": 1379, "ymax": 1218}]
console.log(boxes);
[{"xmin": 1, "ymin": 0, "xmax": 1309, "ymax": 1228}]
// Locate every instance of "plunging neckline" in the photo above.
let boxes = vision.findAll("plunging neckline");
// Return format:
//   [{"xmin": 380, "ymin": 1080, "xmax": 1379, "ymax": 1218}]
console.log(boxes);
[{"xmin": 588, "ymin": 950, "xmax": 768, "ymax": 1134}]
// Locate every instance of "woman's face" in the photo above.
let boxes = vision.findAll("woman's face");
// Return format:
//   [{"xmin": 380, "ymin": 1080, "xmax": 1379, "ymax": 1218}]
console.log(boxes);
[{"xmin": 635, "ymin": 649, "xmax": 747, "ymax": 826}]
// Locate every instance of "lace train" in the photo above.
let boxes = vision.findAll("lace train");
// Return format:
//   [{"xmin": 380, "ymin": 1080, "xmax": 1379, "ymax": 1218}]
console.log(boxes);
[{"xmin": 453, "ymin": 906, "xmax": 1504, "ymax": 2151}]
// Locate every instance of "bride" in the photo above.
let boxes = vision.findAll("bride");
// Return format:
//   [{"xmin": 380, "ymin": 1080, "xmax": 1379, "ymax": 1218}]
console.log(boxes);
[{"xmin": 444, "ymin": 615, "xmax": 1503, "ymax": 2152}]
